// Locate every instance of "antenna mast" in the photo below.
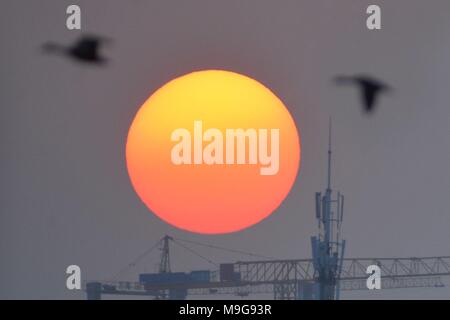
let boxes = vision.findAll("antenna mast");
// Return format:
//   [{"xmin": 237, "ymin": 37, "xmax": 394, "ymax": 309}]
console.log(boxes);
[
  {"xmin": 327, "ymin": 118, "xmax": 332, "ymax": 191},
  {"xmin": 310, "ymin": 119, "xmax": 346, "ymax": 300}
]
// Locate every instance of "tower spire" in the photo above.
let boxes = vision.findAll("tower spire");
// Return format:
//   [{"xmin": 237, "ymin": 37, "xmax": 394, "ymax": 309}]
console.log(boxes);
[
  {"xmin": 310, "ymin": 118, "xmax": 345, "ymax": 300},
  {"xmin": 327, "ymin": 118, "xmax": 332, "ymax": 191}
]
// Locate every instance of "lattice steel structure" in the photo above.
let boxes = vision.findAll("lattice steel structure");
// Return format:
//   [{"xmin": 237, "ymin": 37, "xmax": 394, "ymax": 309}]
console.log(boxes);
[{"xmin": 85, "ymin": 256, "xmax": 450, "ymax": 299}]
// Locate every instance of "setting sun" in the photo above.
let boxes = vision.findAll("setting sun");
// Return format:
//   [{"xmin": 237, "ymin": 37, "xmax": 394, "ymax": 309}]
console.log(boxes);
[{"xmin": 126, "ymin": 70, "xmax": 300, "ymax": 234}]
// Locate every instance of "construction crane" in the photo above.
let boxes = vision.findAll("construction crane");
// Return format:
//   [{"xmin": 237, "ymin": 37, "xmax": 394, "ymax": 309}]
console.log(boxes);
[
  {"xmin": 85, "ymin": 122, "xmax": 450, "ymax": 300},
  {"xmin": 85, "ymin": 239, "xmax": 450, "ymax": 300}
]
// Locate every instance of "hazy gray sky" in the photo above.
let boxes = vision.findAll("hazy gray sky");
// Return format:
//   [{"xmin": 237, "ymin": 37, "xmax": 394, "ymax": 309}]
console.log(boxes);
[{"xmin": 1, "ymin": 0, "xmax": 450, "ymax": 299}]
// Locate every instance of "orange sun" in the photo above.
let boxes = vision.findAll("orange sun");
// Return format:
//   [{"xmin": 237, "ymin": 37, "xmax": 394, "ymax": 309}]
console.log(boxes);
[{"xmin": 126, "ymin": 70, "xmax": 300, "ymax": 234}]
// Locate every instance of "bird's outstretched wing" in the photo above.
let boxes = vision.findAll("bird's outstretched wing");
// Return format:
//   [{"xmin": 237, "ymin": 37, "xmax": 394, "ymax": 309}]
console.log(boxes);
[{"xmin": 42, "ymin": 34, "xmax": 112, "ymax": 65}]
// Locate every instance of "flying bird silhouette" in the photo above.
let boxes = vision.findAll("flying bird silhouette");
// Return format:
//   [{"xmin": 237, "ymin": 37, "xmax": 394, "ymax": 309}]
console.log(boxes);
[
  {"xmin": 42, "ymin": 35, "xmax": 111, "ymax": 64},
  {"xmin": 334, "ymin": 75, "xmax": 391, "ymax": 113}
]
